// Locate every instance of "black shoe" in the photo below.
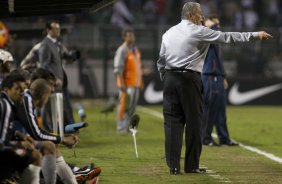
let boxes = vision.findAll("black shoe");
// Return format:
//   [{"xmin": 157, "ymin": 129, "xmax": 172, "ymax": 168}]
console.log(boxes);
[
  {"xmin": 186, "ymin": 168, "xmax": 206, "ymax": 174},
  {"xmin": 170, "ymin": 168, "xmax": 180, "ymax": 175},
  {"xmin": 129, "ymin": 114, "xmax": 140, "ymax": 129},
  {"xmin": 220, "ymin": 141, "xmax": 239, "ymax": 146}
]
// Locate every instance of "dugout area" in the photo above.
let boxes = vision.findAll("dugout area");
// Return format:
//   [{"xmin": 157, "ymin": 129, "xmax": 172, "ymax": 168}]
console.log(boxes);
[{"xmin": 0, "ymin": 0, "xmax": 116, "ymax": 18}]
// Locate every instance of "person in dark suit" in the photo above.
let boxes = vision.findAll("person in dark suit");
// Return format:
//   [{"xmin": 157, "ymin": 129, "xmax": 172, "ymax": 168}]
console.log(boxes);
[
  {"xmin": 38, "ymin": 20, "xmax": 75, "ymax": 131},
  {"xmin": 201, "ymin": 17, "xmax": 238, "ymax": 146}
]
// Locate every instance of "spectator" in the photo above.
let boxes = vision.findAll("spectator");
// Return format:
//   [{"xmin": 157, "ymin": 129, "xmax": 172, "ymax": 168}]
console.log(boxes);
[
  {"xmin": 111, "ymin": 0, "xmax": 134, "ymax": 28},
  {"xmin": 143, "ymin": 0, "xmax": 157, "ymax": 24},
  {"xmin": 0, "ymin": 72, "xmax": 42, "ymax": 183},
  {"xmin": 0, "ymin": 49, "xmax": 14, "ymax": 83}
]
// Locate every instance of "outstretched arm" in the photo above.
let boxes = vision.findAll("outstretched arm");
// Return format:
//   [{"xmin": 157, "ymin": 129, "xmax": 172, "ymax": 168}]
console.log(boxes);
[{"xmin": 197, "ymin": 25, "xmax": 272, "ymax": 44}]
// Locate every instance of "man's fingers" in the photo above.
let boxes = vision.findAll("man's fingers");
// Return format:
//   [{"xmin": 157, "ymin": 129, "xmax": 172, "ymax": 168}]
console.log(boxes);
[
  {"xmin": 266, "ymin": 33, "xmax": 273, "ymax": 38},
  {"xmin": 260, "ymin": 31, "xmax": 273, "ymax": 40}
]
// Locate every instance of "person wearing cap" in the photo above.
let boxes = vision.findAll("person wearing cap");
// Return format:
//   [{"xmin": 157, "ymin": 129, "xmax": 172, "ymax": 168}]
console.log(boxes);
[{"xmin": 0, "ymin": 49, "xmax": 14, "ymax": 84}]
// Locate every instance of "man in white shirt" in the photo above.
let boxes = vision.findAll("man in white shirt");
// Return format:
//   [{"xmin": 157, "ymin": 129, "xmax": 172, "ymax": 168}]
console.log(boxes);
[{"xmin": 157, "ymin": 2, "xmax": 272, "ymax": 175}]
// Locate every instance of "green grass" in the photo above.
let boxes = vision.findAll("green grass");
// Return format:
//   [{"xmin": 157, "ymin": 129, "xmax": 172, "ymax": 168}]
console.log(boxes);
[{"xmin": 61, "ymin": 104, "xmax": 282, "ymax": 184}]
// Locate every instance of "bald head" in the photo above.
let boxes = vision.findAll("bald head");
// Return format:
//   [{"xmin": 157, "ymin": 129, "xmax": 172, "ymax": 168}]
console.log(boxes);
[{"xmin": 181, "ymin": 2, "xmax": 204, "ymax": 25}]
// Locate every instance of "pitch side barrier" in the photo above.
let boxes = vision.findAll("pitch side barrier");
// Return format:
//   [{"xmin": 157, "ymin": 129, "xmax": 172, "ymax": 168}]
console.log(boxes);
[
  {"xmin": 3, "ymin": 24, "xmax": 280, "ymax": 99},
  {"xmin": 138, "ymin": 74, "xmax": 282, "ymax": 106}
]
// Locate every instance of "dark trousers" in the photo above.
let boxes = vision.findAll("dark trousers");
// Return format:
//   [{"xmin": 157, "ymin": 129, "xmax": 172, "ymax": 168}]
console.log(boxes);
[
  {"xmin": 63, "ymin": 70, "xmax": 75, "ymax": 125},
  {"xmin": 163, "ymin": 71, "xmax": 203, "ymax": 172},
  {"xmin": 201, "ymin": 75, "xmax": 230, "ymax": 144},
  {"xmin": 63, "ymin": 85, "xmax": 74, "ymax": 124}
]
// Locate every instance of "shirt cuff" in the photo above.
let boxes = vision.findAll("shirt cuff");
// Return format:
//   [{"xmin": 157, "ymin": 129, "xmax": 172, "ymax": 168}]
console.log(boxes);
[{"xmin": 252, "ymin": 32, "xmax": 259, "ymax": 38}]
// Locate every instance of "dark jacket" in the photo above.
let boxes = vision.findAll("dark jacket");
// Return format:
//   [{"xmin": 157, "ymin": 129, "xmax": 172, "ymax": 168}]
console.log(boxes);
[
  {"xmin": 202, "ymin": 25, "xmax": 225, "ymax": 77},
  {"xmin": 39, "ymin": 37, "xmax": 64, "ymax": 84},
  {"xmin": 0, "ymin": 93, "xmax": 17, "ymax": 146},
  {"xmin": 16, "ymin": 90, "xmax": 61, "ymax": 143}
]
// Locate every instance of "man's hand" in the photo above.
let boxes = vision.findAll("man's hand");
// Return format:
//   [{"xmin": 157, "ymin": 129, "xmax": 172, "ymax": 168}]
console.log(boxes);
[
  {"xmin": 160, "ymin": 72, "xmax": 166, "ymax": 81},
  {"xmin": 25, "ymin": 135, "xmax": 36, "ymax": 145},
  {"xmin": 62, "ymin": 134, "xmax": 79, "ymax": 147},
  {"xmin": 55, "ymin": 79, "xmax": 63, "ymax": 89},
  {"xmin": 224, "ymin": 78, "xmax": 228, "ymax": 90},
  {"xmin": 21, "ymin": 140, "xmax": 35, "ymax": 150},
  {"xmin": 258, "ymin": 31, "xmax": 273, "ymax": 40},
  {"xmin": 119, "ymin": 85, "xmax": 126, "ymax": 92},
  {"xmin": 15, "ymin": 131, "xmax": 35, "ymax": 145}
]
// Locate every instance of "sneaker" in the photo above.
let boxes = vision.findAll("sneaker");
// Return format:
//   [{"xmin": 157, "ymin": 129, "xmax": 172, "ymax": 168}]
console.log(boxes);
[
  {"xmin": 129, "ymin": 114, "xmax": 140, "ymax": 129},
  {"xmin": 220, "ymin": 141, "xmax": 239, "ymax": 146},
  {"xmin": 88, "ymin": 176, "xmax": 99, "ymax": 184},
  {"xmin": 73, "ymin": 163, "xmax": 95, "ymax": 174},
  {"xmin": 75, "ymin": 167, "xmax": 101, "ymax": 183},
  {"xmin": 202, "ymin": 141, "xmax": 220, "ymax": 146},
  {"xmin": 186, "ymin": 168, "xmax": 206, "ymax": 174}
]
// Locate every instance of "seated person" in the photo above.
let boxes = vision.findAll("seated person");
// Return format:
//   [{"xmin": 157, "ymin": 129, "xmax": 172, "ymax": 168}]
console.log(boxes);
[
  {"xmin": 17, "ymin": 77, "xmax": 101, "ymax": 183},
  {"xmin": 0, "ymin": 72, "xmax": 41, "ymax": 183}
]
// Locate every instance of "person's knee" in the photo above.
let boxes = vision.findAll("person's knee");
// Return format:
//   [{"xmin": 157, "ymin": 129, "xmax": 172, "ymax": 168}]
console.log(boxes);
[{"xmin": 42, "ymin": 141, "xmax": 56, "ymax": 155}]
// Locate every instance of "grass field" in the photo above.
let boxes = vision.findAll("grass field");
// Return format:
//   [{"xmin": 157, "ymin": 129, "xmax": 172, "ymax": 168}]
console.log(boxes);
[{"xmin": 61, "ymin": 103, "xmax": 282, "ymax": 184}]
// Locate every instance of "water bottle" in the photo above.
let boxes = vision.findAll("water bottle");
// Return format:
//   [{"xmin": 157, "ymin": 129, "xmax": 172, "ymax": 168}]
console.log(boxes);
[{"xmin": 76, "ymin": 103, "xmax": 86, "ymax": 121}]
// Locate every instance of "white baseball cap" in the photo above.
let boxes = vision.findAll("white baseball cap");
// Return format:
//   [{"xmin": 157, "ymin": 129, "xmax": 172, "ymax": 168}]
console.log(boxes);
[{"xmin": 0, "ymin": 49, "xmax": 13, "ymax": 64}]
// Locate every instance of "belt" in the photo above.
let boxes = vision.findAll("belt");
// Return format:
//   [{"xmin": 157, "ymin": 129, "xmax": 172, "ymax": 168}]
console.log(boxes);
[{"xmin": 165, "ymin": 69, "xmax": 200, "ymax": 75}]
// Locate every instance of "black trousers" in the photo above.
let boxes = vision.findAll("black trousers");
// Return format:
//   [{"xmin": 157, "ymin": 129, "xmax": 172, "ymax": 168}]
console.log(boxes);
[{"xmin": 163, "ymin": 71, "xmax": 203, "ymax": 172}]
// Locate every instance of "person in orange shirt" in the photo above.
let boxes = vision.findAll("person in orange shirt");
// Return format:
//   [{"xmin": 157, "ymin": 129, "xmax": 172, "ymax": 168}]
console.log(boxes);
[
  {"xmin": 0, "ymin": 21, "xmax": 9, "ymax": 49},
  {"xmin": 114, "ymin": 27, "xmax": 143, "ymax": 133}
]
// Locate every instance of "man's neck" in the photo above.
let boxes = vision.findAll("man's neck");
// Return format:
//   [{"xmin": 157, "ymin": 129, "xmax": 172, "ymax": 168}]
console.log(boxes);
[
  {"xmin": 125, "ymin": 42, "xmax": 134, "ymax": 49},
  {"xmin": 33, "ymin": 100, "xmax": 41, "ymax": 109},
  {"xmin": 47, "ymin": 34, "xmax": 57, "ymax": 43}
]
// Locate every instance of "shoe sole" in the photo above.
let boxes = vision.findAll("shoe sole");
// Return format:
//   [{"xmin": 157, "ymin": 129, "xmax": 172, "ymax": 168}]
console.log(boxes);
[
  {"xmin": 88, "ymin": 176, "xmax": 99, "ymax": 184},
  {"xmin": 76, "ymin": 168, "xmax": 102, "ymax": 182}
]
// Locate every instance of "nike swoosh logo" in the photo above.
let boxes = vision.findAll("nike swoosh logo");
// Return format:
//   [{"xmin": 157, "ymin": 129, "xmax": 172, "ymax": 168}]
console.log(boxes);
[
  {"xmin": 228, "ymin": 83, "xmax": 282, "ymax": 105},
  {"xmin": 144, "ymin": 81, "xmax": 163, "ymax": 104}
]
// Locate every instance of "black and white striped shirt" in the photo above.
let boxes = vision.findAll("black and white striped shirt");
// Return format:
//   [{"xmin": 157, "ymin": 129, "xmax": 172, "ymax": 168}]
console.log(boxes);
[
  {"xmin": 17, "ymin": 90, "xmax": 61, "ymax": 143},
  {"xmin": 0, "ymin": 93, "xmax": 17, "ymax": 146}
]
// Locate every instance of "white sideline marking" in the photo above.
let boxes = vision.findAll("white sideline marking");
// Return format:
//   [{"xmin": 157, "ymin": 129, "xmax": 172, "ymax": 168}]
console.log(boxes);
[
  {"xmin": 138, "ymin": 106, "xmax": 164, "ymax": 119},
  {"xmin": 212, "ymin": 133, "xmax": 282, "ymax": 164},
  {"xmin": 138, "ymin": 106, "xmax": 282, "ymax": 165},
  {"xmin": 138, "ymin": 106, "xmax": 231, "ymax": 183}
]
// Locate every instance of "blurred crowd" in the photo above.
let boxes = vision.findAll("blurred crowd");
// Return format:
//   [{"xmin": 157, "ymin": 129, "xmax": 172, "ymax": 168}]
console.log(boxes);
[
  {"xmin": 0, "ymin": 0, "xmax": 281, "ymax": 80},
  {"xmin": 109, "ymin": 0, "xmax": 282, "ymax": 29},
  {"xmin": 2, "ymin": 0, "xmax": 282, "ymax": 29}
]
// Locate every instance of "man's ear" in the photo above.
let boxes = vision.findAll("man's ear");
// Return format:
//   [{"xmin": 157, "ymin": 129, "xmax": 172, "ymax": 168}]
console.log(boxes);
[
  {"xmin": 205, "ymin": 19, "xmax": 214, "ymax": 28},
  {"xmin": 187, "ymin": 13, "xmax": 192, "ymax": 20}
]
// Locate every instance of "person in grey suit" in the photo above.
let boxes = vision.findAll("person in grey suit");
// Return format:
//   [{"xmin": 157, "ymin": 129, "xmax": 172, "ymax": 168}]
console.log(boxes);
[{"xmin": 38, "ymin": 20, "xmax": 75, "ymax": 131}]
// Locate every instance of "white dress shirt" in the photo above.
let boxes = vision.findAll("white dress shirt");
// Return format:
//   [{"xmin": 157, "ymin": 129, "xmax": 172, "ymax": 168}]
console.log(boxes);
[{"xmin": 157, "ymin": 19, "xmax": 259, "ymax": 73}]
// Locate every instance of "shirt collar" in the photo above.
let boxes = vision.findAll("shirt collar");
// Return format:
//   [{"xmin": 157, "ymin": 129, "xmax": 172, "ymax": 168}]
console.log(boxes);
[
  {"xmin": 181, "ymin": 19, "xmax": 193, "ymax": 24},
  {"xmin": 47, "ymin": 35, "xmax": 57, "ymax": 43},
  {"xmin": 0, "ymin": 92, "xmax": 15, "ymax": 106}
]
